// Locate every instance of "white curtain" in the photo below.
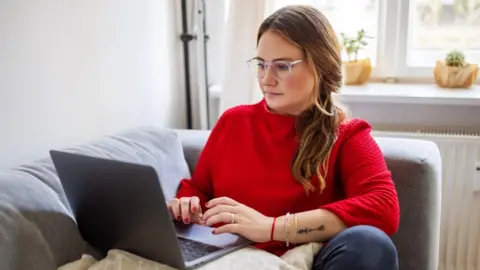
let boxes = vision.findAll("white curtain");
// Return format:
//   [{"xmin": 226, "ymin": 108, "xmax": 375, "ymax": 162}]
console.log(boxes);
[{"xmin": 219, "ymin": 0, "xmax": 269, "ymax": 113}]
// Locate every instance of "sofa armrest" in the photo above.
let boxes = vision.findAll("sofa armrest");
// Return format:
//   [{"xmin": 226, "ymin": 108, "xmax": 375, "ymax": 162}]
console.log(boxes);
[{"xmin": 375, "ymin": 137, "xmax": 441, "ymax": 270}]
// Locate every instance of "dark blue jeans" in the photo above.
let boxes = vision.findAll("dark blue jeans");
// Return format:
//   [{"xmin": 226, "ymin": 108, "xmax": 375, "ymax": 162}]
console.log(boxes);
[{"xmin": 312, "ymin": 225, "xmax": 398, "ymax": 270}]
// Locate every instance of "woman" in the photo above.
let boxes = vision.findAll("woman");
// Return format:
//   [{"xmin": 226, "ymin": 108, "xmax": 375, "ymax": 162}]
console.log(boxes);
[{"xmin": 169, "ymin": 5, "xmax": 400, "ymax": 270}]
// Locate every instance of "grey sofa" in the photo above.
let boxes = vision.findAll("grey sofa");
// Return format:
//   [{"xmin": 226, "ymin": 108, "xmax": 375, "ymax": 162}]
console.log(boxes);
[{"xmin": 0, "ymin": 127, "xmax": 441, "ymax": 270}]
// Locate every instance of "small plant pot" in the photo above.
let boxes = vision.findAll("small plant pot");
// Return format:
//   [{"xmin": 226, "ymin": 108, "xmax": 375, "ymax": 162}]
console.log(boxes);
[
  {"xmin": 343, "ymin": 58, "xmax": 372, "ymax": 85},
  {"xmin": 433, "ymin": 60, "xmax": 478, "ymax": 88}
]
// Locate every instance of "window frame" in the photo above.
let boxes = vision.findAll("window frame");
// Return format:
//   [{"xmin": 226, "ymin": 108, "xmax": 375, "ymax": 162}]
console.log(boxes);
[{"xmin": 375, "ymin": 0, "xmax": 480, "ymax": 83}]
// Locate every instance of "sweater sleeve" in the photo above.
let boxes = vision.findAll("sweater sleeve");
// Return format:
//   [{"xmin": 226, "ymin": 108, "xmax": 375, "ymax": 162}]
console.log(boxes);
[
  {"xmin": 320, "ymin": 121, "xmax": 400, "ymax": 236},
  {"xmin": 175, "ymin": 111, "xmax": 228, "ymax": 213}
]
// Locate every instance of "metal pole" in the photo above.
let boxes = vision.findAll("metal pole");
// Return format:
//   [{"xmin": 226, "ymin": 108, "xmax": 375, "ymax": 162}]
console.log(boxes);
[
  {"xmin": 201, "ymin": 0, "xmax": 211, "ymax": 129},
  {"xmin": 180, "ymin": 0, "xmax": 193, "ymax": 129}
]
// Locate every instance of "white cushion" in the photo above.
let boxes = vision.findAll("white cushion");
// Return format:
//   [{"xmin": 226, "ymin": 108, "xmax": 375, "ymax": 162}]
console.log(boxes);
[{"xmin": 58, "ymin": 243, "xmax": 322, "ymax": 270}]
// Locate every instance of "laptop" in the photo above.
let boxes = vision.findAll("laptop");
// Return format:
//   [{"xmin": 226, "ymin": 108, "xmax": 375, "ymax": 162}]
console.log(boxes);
[{"xmin": 50, "ymin": 150, "xmax": 252, "ymax": 269}]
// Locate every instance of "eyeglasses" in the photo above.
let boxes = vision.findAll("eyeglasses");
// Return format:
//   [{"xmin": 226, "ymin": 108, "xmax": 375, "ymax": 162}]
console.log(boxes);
[{"xmin": 246, "ymin": 58, "xmax": 303, "ymax": 80}]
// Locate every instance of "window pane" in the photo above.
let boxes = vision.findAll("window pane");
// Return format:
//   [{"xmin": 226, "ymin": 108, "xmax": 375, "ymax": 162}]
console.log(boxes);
[
  {"xmin": 271, "ymin": 0, "xmax": 379, "ymax": 65},
  {"xmin": 407, "ymin": 0, "xmax": 480, "ymax": 67},
  {"xmin": 316, "ymin": 0, "xmax": 379, "ymax": 65}
]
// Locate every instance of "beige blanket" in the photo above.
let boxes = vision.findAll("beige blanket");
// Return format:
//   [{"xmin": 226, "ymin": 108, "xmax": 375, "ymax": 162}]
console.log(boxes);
[{"xmin": 58, "ymin": 243, "xmax": 322, "ymax": 270}]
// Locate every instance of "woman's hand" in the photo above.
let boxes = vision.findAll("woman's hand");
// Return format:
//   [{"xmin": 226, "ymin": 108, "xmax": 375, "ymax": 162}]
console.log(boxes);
[
  {"xmin": 202, "ymin": 197, "xmax": 274, "ymax": 243},
  {"xmin": 167, "ymin": 196, "xmax": 204, "ymax": 225}
]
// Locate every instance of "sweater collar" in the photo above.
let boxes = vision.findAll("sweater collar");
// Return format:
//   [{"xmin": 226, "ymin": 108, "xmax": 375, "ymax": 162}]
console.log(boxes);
[{"xmin": 257, "ymin": 98, "xmax": 297, "ymax": 137}]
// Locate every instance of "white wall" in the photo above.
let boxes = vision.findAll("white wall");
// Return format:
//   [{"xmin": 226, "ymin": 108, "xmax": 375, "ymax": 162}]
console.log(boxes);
[
  {"xmin": 0, "ymin": 0, "xmax": 186, "ymax": 169},
  {"xmin": 205, "ymin": 0, "xmax": 228, "ymax": 87}
]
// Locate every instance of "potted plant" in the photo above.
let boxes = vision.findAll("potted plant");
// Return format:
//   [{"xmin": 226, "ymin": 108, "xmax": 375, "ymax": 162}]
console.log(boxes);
[
  {"xmin": 433, "ymin": 50, "xmax": 478, "ymax": 88},
  {"xmin": 340, "ymin": 29, "xmax": 373, "ymax": 85}
]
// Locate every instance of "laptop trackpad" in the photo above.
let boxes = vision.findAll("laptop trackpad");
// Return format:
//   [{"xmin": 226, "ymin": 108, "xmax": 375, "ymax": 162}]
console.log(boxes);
[{"xmin": 174, "ymin": 222, "xmax": 250, "ymax": 249}]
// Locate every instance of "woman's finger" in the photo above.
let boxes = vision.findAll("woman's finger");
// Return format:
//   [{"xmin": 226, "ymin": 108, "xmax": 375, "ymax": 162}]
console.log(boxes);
[
  {"xmin": 202, "ymin": 205, "xmax": 236, "ymax": 222},
  {"xmin": 170, "ymin": 198, "xmax": 181, "ymax": 220},
  {"xmin": 212, "ymin": 224, "xmax": 240, "ymax": 235},
  {"xmin": 166, "ymin": 201, "xmax": 173, "ymax": 216},
  {"xmin": 204, "ymin": 212, "xmax": 238, "ymax": 227},
  {"xmin": 190, "ymin": 196, "xmax": 201, "ymax": 214},
  {"xmin": 190, "ymin": 197, "xmax": 204, "ymax": 225},
  {"xmin": 180, "ymin": 197, "xmax": 191, "ymax": 223},
  {"xmin": 206, "ymin": 196, "xmax": 239, "ymax": 208}
]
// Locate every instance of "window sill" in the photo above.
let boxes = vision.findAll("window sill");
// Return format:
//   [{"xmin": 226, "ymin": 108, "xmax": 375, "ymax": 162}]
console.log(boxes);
[
  {"xmin": 334, "ymin": 83, "xmax": 480, "ymax": 106},
  {"xmin": 208, "ymin": 83, "xmax": 480, "ymax": 106}
]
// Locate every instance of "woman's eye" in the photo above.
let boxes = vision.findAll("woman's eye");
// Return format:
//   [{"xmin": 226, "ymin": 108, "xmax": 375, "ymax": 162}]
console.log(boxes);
[
  {"xmin": 275, "ymin": 63, "xmax": 289, "ymax": 71},
  {"xmin": 256, "ymin": 62, "xmax": 266, "ymax": 70}
]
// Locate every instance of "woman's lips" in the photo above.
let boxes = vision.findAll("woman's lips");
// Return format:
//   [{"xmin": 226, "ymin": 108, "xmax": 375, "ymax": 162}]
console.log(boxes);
[{"xmin": 264, "ymin": 92, "xmax": 283, "ymax": 97}]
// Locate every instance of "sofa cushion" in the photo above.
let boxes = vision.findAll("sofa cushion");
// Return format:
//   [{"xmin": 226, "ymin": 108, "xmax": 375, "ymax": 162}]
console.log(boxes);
[
  {"xmin": 0, "ymin": 127, "xmax": 191, "ymax": 269},
  {"xmin": 63, "ymin": 127, "xmax": 192, "ymax": 201},
  {"xmin": 0, "ymin": 157, "xmax": 95, "ymax": 269}
]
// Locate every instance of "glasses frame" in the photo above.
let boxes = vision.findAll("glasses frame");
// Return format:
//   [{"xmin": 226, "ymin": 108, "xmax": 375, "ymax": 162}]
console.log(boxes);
[{"xmin": 246, "ymin": 58, "xmax": 304, "ymax": 80}]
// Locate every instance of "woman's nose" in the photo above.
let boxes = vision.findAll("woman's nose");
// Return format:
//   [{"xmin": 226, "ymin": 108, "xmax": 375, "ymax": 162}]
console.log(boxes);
[{"xmin": 262, "ymin": 65, "xmax": 276, "ymax": 85}]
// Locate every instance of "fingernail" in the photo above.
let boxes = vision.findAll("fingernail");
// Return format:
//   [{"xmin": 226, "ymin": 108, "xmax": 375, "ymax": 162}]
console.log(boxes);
[
  {"xmin": 184, "ymin": 218, "xmax": 190, "ymax": 224},
  {"xmin": 205, "ymin": 202, "xmax": 209, "ymax": 207},
  {"xmin": 212, "ymin": 230, "xmax": 216, "ymax": 234}
]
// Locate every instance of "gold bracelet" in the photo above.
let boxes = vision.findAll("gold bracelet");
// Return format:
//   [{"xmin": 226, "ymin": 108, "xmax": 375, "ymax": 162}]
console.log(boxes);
[{"xmin": 285, "ymin": 212, "xmax": 291, "ymax": 247}]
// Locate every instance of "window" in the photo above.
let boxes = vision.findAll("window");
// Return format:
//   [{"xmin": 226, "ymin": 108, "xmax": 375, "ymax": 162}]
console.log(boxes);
[
  {"xmin": 234, "ymin": 0, "xmax": 480, "ymax": 83},
  {"xmin": 403, "ymin": 0, "xmax": 480, "ymax": 72},
  {"xmin": 384, "ymin": 0, "xmax": 479, "ymax": 80},
  {"xmin": 272, "ymin": 0, "xmax": 380, "ymax": 67}
]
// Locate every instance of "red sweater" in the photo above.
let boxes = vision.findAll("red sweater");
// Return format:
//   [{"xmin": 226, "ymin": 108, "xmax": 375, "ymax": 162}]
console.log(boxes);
[{"xmin": 176, "ymin": 99, "xmax": 400, "ymax": 256}]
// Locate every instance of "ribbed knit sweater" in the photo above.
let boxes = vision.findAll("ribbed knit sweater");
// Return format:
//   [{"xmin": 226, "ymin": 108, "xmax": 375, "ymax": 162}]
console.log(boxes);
[{"xmin": 176, "ymin": 99, "xmax": 400, "ymax": 256}]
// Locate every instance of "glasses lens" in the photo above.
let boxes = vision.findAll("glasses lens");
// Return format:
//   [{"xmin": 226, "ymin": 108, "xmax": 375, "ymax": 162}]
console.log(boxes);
[
  {"xmin": 273, "ymin": 62, "xmax": 290, "ymax": 80},
  {"xmin": 248, "ymin": 59, "xmax": 264, "ymax": 78},
  {"xmin": 247, "ymin": 59, "xmax": 292, "ymax": 80}
]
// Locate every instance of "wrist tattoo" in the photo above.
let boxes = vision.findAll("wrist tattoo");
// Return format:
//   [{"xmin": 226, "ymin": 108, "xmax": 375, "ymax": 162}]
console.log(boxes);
[{"xmin": 297, "ymin": 224, "xmax": 325, "ymax": 234}]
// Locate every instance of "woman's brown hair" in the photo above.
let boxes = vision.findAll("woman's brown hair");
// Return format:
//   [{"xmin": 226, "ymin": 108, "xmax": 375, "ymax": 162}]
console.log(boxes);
[{"xmin": 257, "ymin": 5, "xmax": 346, "ymax": 194}]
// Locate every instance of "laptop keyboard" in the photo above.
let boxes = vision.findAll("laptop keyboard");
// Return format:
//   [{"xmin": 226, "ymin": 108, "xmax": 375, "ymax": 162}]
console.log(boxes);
[{"xmin": 178, "ymin": 237, "xmax": 222, "ymax": 262}]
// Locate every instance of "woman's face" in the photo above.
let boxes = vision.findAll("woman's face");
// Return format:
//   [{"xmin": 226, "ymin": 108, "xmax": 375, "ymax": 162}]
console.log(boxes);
[{"xmin": 255, "ymin": 30, "xmax": 315, "ymax": 115}]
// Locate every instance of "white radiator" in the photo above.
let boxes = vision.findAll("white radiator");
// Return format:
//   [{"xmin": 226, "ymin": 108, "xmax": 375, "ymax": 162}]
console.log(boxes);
[{"xmin": 372, "ymin": 128, "xmax": 480, "ymax": 270}]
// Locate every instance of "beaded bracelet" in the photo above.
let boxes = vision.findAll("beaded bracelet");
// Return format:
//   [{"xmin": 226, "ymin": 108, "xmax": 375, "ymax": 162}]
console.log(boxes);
[
  {"xmin": 293, "ymin": 213, "xmax": 298, "ymax": 245},
  {"xmin": 285, "ymin": 212, "xmax": 291, "ymax": 247}
]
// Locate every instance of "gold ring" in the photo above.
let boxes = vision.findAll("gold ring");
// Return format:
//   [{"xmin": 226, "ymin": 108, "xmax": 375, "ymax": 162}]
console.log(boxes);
[{"xmin": 231, "ymin": 213, "xmax": 235, "ymax": 224}]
